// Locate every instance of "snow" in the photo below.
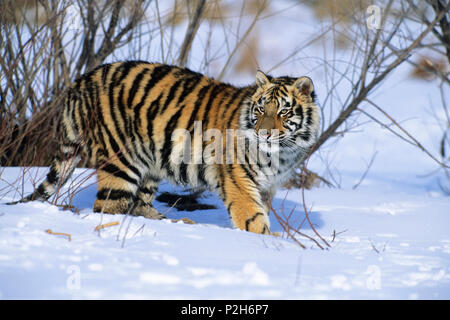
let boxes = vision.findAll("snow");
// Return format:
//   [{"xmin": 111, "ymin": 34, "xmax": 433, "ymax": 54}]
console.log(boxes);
[
  {"xmin": 1, "ymin": 0, "xmax": 449, "ymax": 300},
  {"xmin": 0, "ymin": 163, "xmax": 449, "ymax": 299}
]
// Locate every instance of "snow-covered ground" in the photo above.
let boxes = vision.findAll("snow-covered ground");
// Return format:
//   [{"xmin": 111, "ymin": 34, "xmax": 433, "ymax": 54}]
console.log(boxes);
[
  {"xmin": 1, "ymin": 0, "xmax": 449, "ymax": 300},
  {"xmin": 0, "ymin": 158, "xmax": 449, "ymax": 300}
]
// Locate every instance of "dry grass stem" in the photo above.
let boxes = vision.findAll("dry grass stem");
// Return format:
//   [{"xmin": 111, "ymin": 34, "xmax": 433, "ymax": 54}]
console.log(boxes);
[
  {"xmin": 45, "ymin": 229, "xmax": 71, "ymax": 241},
  {"xmin": 94, "ymin": 221, "xmax": 120, "ymax": 232}
]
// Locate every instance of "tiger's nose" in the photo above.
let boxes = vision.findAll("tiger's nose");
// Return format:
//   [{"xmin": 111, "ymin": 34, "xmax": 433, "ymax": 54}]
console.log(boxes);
[{"xmin": 258, "ymin": 129, "xmax": 272, "ymax": 139}]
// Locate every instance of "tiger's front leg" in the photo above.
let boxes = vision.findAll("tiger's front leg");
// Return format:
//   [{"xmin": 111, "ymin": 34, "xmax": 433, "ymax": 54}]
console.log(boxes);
[{"xmin": 221, "ymin": 171, "xmax": 270, "ymax": 234}]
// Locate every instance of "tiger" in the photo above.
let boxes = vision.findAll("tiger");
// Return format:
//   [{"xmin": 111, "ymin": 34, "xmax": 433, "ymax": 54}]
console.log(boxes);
[{"xmin": 16, "ymin": 61, "xmax": 320, "ymax": 235}]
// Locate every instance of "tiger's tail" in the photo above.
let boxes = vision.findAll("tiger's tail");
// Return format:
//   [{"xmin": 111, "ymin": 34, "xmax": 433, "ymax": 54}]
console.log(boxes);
[
  {"xmin": 9, "ymin": 136, "xmax": 82, "ymax": 205},
  {"xmin": 7, "ymin": 84, "xmax": 88, "ymax": 205}
]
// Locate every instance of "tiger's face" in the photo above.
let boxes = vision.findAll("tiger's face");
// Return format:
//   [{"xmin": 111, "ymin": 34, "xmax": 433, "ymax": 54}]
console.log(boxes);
[{"xmin": 244, "ymin": 70, "xmax": 320, "ymax": 150}]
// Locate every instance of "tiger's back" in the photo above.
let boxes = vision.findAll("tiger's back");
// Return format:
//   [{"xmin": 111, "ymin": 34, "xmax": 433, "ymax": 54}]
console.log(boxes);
[{"xmin": 23, "ymin": 61, "xmax": 320, "ymax": 234}]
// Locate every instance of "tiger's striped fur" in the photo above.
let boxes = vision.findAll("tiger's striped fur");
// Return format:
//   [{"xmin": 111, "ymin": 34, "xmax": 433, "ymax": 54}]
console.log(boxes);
[{"xmin": 20, "ymin": 61, "xmax": 320, "ymax": 234}]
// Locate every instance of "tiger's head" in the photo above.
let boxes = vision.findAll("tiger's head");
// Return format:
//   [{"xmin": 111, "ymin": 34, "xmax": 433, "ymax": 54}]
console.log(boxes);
[{"xmin": 242, "ymin": 70, "xmax": 320, "ymax": 151}]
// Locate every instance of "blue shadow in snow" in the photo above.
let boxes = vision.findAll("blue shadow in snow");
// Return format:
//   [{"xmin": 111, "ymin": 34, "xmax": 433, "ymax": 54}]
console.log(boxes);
[
  {"xmin": 70, "ymin": 180, "xmax": 324, "ymax": 234},
  {"xmin": 71, "ymin": 184, "xmax": 97, "ymax": 210},
  {"xmin": 269, "ymin": 197, "xmax": 324, "ymax": 233}
]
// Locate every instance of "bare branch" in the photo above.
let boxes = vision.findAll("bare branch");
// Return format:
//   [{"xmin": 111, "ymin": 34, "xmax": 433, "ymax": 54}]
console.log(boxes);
[
  {"xmin": 364, "ymin": 98, "xmax": 450, "ymax": 169},
  {"xmin": 313, "ymin": 6, "xmax": 448, "ymax": 154},
  {"xmin": 217, "ymin": 0, "xmax": 267, "ymax": 80},
  {"xmin": 177, "ymin": 0, "xmax": 207, "ymax": 67}
]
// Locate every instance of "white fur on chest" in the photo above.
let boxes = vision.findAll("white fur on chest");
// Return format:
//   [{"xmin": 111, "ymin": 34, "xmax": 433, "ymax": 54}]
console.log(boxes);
[{"xmin": 254, "ymin": 149, "xmax": 302, "ymax": 193}]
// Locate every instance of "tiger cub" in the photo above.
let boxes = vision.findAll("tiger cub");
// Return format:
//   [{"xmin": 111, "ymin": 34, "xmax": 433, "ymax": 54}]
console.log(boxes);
[{"xmin": 20, "ymin": 61, "xmax": 320, "ymax": 234}]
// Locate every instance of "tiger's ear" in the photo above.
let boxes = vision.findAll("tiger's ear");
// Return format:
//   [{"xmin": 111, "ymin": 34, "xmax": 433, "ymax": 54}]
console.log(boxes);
[
  {"xmin": 294, "ymin": 76, "xmax": 314, "ymax": 96},
  {"xmin": 255, "ymin": 70, "xmax": 270, "ymax": 88}
]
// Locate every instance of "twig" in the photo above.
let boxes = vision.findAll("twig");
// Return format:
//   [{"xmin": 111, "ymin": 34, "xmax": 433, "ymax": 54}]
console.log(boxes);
[
  {"xmin": 312, "ymin": 7, "xmax": 447, "ymax": 156},
  {"xmin": 161, "ymin": 197, "xmax": 182, "ymax": 215},
  {"xmin": 96, "ymin": 187, "xmax": 112, "ymax": 237},
  {"xmin": 270, "ymin": 200, "xmax": 326, "ymax": 249},
  {"xmin": 132, "ymin": 223, "xmax": 145, "ymax": 238},
  {"xmin": 365, "ymin": 98, "xmax": 449, "ymax": 169},
  {"xmin": 217, "ymin": 0, "xmax": 267, "ymax": 80},
  {"xmin": 120, "ymin": 200, "xmax": 139, "ymax": 248},
  {"xmin": 271, "ymin": 205, "xmax": 306, "ymax": 249},
  {"xmin": 331, "ymin": 229, "xmax": 348, "ymax": 242},
  {"xmin": 121, "ymin": 215, "xmax": 134, "ymax": 249},
  {"xmin": 352, "ymin": 151, "xmax": 378, "ymax": 190},
  {"xmin": 301, "ymin": 145, "xmax": 331, "ymax": 248},
  {"xmin": 177, "ymin": 0, "xmax": 207, "ymax": 67},
  {"xmin": 269, "ymin": 146, "xmax": 331, "ymax": 250},
  {"xmin": 369, "ymin": 239, "xmax": 380, "ymax": 254},
  {"xmin": 94, "ymin": 221, "xmax": 119, "ymax": 231},
  {"xmin": 45, "ymin": 229, "xmax": 71, "ymax": 241}
]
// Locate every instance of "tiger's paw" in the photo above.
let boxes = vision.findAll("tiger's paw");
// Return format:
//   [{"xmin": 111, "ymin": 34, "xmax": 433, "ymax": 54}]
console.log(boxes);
[
  {"xmin": 271, "ymin": 231, "xmax": 281, "ymax": 237},
  {"xmin": 133, "ymin": 204, "xmax": 167, "ymax": 220},
  {"xmin": 93, "ymin": 199, "xmax": 126, "ymax": 215},
  {"xmin": 171, "ymin": 217, "xmax": 196, "ymax": 225}
]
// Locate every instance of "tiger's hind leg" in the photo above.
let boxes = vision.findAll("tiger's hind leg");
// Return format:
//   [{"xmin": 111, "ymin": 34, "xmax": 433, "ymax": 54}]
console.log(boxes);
[
  {"xmin": 93, "ymin": 162, "xmax": 140, "ymax": 215},
  {"xmin": 135, "ymin": 175, "xmax": 196, "ymax": 224},
  {"xmin": 133, "ymin": 175, "xmax": 166, "ymax": 220},
  {"xmin": 94, "ymin": 167, "xmax": 165, "ymax": 219}
]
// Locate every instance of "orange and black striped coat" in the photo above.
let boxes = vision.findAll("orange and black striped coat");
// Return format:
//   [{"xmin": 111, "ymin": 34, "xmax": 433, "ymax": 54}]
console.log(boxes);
[{"xmin": 22, "ymin": 61, "xmax": 320, "ymax": 234}]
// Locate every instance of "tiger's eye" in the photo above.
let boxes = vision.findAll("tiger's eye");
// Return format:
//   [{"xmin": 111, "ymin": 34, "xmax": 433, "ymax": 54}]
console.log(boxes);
[{"xmin": 259, "ymin": 106, "xmax": 265, "ymax": 113}]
